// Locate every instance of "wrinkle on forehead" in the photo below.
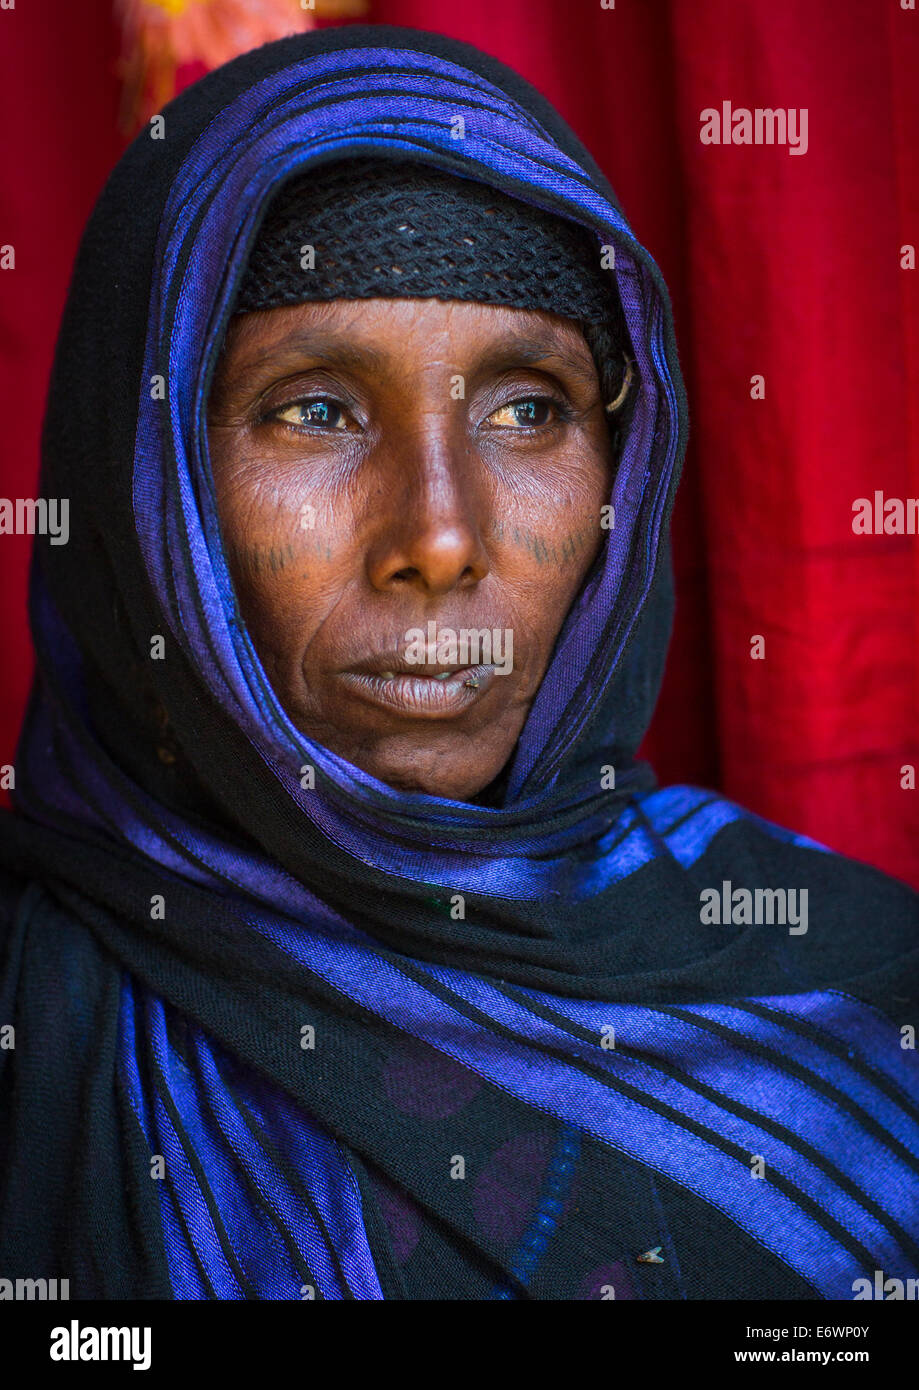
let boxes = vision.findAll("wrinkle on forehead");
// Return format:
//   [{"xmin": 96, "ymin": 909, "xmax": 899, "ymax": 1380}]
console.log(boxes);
[{"xmin": 217, "ymin": 298, "xmax": 599, "ymax": 385}]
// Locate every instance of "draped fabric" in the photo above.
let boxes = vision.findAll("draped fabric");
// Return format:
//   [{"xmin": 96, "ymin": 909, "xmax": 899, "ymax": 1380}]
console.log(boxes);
[
  {"xmin": 0, "ymin": 25, "xmax": 918, "ymax": 1302},
  {"xmin": 1, "ymin": 0, "xmax": 917, "ymax": 887}
]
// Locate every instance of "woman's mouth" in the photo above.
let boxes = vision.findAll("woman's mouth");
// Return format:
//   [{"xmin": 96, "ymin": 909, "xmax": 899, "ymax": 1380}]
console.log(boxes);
[{"xmin": 339, "ymin": 664, "xmax": 497, "ymax": 718}]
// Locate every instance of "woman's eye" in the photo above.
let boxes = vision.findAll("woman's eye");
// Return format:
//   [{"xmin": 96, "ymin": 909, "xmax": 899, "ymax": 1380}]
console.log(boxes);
[
  {"xmin": 272, "ymin": 398, "xmax": 349, "ymax": 430},
  {"xmin": 486, "ymin": 397, "xmax": 557, "ymax": 429}
]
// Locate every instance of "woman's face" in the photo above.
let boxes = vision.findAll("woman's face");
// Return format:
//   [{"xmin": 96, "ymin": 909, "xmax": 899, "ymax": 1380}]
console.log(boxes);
[{"xmin": 207, "ymin": 298, "xmax": 612, "ymax": 800}]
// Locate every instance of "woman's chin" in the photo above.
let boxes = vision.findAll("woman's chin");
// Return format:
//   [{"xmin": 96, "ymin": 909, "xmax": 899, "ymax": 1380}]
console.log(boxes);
[{"xmin": 318, "ymin": 735, "xmax": 507, "ymax": 802}]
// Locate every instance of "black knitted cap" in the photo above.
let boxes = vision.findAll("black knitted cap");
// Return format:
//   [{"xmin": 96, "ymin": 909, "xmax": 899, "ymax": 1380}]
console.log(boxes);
[{"xmin": 233, "ymin": 158, "xmax": 632, "ymax": 410}]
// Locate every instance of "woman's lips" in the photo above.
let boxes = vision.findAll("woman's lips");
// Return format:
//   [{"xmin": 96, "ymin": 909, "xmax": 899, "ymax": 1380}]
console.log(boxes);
[{"xmin": 339, "ymin": 664, "xmax": 496, "ymax": 718}]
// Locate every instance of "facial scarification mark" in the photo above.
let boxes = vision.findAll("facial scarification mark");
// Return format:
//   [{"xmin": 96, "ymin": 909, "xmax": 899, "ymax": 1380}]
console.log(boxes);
[
  {"xmin": 233, "ymin": 535, "xmax": 333, "ymax": 577},
  {"xmin": 488, "ymin": 518, "xmax": 592, "ymax": 568}
]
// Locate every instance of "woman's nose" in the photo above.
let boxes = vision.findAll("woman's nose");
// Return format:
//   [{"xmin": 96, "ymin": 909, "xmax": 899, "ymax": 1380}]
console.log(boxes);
[{"xmin": 364, "ymin": 427, "xmax": 491, "ymax": 596}]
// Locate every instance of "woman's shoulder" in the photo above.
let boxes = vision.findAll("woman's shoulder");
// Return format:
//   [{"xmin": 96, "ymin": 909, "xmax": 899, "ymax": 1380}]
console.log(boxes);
[
  {"xmin": 637, "ymin": 782, "xmax": 918, "ymax": 904},
  {"xmin": 634, "ymin": 783, "xmax": 919, "ymax": 1006}
]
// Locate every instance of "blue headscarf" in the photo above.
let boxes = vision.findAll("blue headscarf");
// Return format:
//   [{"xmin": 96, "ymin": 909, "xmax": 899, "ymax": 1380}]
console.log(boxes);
[{"xmin": 1, "ymin": 26, "xmax": 918, "ymax": 1301}]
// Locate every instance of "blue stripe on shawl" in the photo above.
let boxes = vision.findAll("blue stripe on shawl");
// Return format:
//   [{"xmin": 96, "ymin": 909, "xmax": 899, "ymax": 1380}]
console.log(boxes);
[
  {"xmin": 490, "ymin": 1124, "xmax": 582, "ymax": 1298},
  {"xmin": 122, "ymin": 908, "xmax": 919, "ymax": 1298},
  {"xmin": 128, "ymin": 894, "xmax": 914, "ymax": 1301},
  {"xmin": 119, "ymin": 980, "xmax": 383, "ymax": 1300}
]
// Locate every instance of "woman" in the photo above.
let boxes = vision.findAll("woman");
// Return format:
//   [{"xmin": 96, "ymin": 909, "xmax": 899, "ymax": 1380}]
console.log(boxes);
[{"xmin": 0, "ymin": 24, "xmax": 917, "ymax": 1301}]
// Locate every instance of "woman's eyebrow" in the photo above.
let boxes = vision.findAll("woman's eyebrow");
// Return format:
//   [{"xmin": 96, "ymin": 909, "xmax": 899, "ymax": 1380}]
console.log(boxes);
[
  {"xmin": 227, "ymin": 327, "xmax": 599, "ymax": 397},
  {"xmin": 238, "ymin": 330, "xmax": 389, "ymax": 376},
  {"xmin": 471, "ymin": 336, "xmax": 598, "ymax": 388}
]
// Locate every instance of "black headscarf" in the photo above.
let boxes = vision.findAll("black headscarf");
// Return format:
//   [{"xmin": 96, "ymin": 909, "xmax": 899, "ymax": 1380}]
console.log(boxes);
[
  {"xmin": 1, "ymin": 26, "xmax": 917, "ymax": 1301},
  {"xmin": 232, "ymin": 154, "xmax": 634, "ymax": 421}
]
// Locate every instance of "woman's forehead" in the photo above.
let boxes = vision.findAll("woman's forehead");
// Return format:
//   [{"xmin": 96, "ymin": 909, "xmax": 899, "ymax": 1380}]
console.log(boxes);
[{"xmin": 217, "ymin": 298, "xmax": 599, "ymax": 377}]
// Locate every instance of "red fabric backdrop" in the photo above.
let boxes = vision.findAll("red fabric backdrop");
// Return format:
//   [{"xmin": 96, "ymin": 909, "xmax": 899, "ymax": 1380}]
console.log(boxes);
[{"xmin": 1, "ymin": 0, "xmax": 916, "ymax": 884}]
